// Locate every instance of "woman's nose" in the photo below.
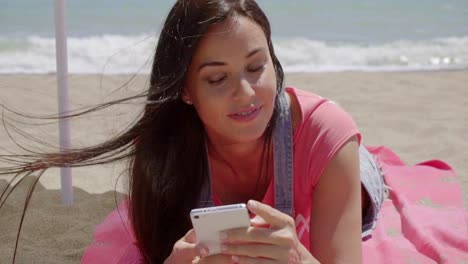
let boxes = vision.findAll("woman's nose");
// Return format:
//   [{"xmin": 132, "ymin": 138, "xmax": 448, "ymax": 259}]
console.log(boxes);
[{"xmin": 233, "ymin": 77, "xmax": 255, "ymax": 102}]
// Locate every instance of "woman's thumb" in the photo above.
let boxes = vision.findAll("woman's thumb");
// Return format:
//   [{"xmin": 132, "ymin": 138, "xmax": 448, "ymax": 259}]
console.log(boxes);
[{"xmin": 250, "ymin": 215, "xmax": 270, "ymax": 228}]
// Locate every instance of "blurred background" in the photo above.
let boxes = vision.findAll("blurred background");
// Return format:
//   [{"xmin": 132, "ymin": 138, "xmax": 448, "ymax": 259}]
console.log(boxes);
[{"xmin": 0, "ymin": 2, "xmax": 467, "ymax": 263}]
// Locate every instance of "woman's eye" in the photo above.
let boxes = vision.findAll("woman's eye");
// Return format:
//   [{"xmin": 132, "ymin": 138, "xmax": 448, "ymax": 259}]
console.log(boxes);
[
  {"xmin": 248, "ymin": 64, "xmax": 266, "ymax": 72},
  {"xmin": 207, "ymin": 76, "xmax": 226, "ymax": 85}
]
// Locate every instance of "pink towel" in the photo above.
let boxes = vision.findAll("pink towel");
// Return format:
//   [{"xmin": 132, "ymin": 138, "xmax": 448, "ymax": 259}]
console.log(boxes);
[
  {"xmin": 81, "ymin": 146, "xmax": 468, "ymax": 263},
  {"xmin": 80, "ymin": 199, "xmax": 142, "ymax": 264},
  {"xmin": 363, "ymin": 146, "xmax": 468, "ymax": 263}
]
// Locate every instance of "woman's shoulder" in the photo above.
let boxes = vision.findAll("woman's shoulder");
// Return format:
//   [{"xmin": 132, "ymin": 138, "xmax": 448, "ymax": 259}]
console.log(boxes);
[
  {"xmin": 286, "ymin": 86, "xmax": 354, "ymax": 132},
  {"xmin": 285, "ymin": 87, "xmax": 330, "ymax": 122},
  {"xmin": 286, "ymin": 86, "xmax": 326, "ymax": 104}
]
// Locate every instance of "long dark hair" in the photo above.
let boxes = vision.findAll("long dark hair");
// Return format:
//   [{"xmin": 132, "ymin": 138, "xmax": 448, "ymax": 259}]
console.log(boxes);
[{"xmin": 0, "ymin": 0, "xmax": 284, "ymax": 263}]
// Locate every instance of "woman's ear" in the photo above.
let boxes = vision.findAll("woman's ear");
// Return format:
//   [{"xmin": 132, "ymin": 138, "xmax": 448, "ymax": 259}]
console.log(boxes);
[{"xmin": 181, "ymin": 90, "xmax": 193, "ymax": 105}]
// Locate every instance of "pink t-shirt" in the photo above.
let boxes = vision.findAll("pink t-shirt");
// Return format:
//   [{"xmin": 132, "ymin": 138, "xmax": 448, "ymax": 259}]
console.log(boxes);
[{"xmin": 217, "ymin": 87, "xmax": 361, "ymax": 249}]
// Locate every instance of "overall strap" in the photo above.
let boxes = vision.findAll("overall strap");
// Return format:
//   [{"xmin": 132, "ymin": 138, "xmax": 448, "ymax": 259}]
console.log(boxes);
[{"xmin": 273, "ymin": 92, "xmax": 295, "ymax": 216}]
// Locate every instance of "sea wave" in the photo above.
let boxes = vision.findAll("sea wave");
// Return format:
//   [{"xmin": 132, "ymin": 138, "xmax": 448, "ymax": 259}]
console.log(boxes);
[{"xmin": 0, "ymin": 34, "xmax": 467, "ymax": 74}]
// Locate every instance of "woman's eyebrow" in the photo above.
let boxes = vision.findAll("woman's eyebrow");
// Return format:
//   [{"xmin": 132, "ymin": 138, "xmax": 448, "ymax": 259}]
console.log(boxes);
[
  {"xmin": 198, "ymin": 61, "xmax": 226, "ymax": 72},
  {"xmin": 197, "ymin": 47, "xmax": 265, "ymax": 72},
  {"xmin": 245, "ymin": 47, "xmax": 264, "ymax": 58}
]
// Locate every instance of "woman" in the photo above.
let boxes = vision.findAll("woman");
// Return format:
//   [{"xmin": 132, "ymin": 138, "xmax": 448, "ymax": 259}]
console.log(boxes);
[{"xmin": 1, "ymin": 1, "xmax": 385, "ymax": 263}]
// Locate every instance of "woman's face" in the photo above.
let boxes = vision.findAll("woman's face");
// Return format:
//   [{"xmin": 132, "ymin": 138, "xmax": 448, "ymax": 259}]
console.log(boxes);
[{"xmin": 184, "ymin": 16, "xmax": 277, "ymax": 145}]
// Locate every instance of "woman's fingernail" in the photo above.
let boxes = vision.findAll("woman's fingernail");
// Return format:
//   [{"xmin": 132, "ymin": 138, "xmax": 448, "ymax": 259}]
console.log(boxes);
[
  {"xmin": 219, "ymin": 231, "xmax": 228, "ymax": 241},
  {"xmin": 231, "ymin": 255, "xmax": 240, "ymax": 263},
  {"xmin": 248, "ymin": 200, "xmax": 257, "ymax": 209},
  {"xmin": 199, "ymin": 247, "xmax": 208, "ymax": 257},
  {"xmin": 221, "ymin": 244, "xmax": 228, "ymax": 252},
  {"xmin": 250, "ymin": 215, "xmax": 261, "ymax": 223}
]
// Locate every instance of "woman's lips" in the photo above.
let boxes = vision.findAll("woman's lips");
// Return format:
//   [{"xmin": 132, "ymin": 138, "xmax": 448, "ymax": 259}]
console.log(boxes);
[{"xmin": 228, "ymin": 105, "xmax": 262, "ymax": 122}]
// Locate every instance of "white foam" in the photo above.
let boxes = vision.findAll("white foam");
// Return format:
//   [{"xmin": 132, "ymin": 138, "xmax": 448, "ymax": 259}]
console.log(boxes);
[
  {"xmin": 0, "ymin": 35, "xmax": 155, "ymax": 74},
  {"xmin": 275, "ymin": 37, "xmax": 468, "ymax": 72},
  {"xmin": 0, "ymin": 35, "xmax": 467, "ymax": 74}
]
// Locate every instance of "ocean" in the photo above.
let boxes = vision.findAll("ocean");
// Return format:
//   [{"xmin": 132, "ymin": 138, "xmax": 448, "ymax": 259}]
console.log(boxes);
[{"xmin": 1, "ymin": 0, "xmax": 467, "ymax": 74}]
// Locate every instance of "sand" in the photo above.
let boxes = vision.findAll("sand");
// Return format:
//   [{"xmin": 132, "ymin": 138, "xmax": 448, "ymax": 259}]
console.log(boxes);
[{"xmin": 0, "ymin": 71, "xmax": 467, "ymax": 263}]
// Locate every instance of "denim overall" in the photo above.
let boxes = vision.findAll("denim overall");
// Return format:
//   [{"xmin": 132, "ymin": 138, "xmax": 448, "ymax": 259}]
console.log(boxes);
[{"xmin": 199, "ymin": 91, "xmax": 385, "ymax": 238}]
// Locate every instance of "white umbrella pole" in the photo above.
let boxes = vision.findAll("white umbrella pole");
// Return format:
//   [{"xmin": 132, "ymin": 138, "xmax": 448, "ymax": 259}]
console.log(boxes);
[{"xmin": 54, "ymin": 0, "xmax": 73, "ymax": 206}]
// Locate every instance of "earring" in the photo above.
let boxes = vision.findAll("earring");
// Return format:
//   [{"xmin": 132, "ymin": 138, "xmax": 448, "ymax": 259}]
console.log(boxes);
[{"xmin": 185, "ymin": 100, "xmax": 192, "ymax": 105}]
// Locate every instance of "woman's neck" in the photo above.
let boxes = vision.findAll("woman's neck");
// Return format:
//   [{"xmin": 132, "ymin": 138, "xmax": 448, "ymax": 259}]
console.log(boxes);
[
  {"xmin": 207, "ymin": 136, "xmax": 265, "ymax": 173},
  {"xmin": 207, "ymin": 135, "xmax": 272, "ymax": 204}
]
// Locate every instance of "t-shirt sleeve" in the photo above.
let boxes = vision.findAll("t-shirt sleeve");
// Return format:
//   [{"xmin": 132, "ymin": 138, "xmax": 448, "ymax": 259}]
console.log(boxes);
[{"xmin": 298, "ymin": 100, "xmax": 361, "ymax": 192}]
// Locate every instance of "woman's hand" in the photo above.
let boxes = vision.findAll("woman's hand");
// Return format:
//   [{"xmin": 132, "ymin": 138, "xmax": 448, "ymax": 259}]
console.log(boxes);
[
  {"xmin": 164, "ymin": 229, "xmax": 233, "ymax": 264},
  {"xmin": 164, "ymin": 229, "xmax": 207, "ymax": 264},
  {"xmin": 219, "ymin": 200, "xmax": 320, "ymax": 264}
]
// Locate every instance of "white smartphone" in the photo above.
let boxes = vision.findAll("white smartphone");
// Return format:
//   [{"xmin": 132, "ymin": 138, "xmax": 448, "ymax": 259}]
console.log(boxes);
[{"xmin": 190, "ymin": 203, "xmax": 250, "ymax": 255}]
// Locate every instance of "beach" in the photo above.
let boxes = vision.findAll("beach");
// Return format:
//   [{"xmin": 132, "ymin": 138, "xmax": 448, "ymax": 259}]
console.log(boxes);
[{"xmin": 0, "ymin": 70, "xmax": 467, "ymax": 263}]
